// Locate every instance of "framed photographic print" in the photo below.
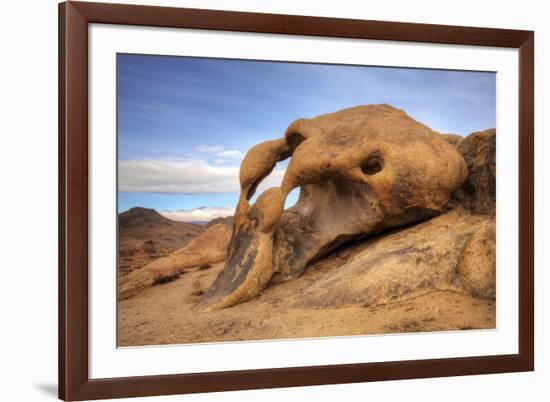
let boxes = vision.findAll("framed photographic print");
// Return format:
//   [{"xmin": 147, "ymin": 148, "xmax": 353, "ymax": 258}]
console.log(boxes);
[{"xmin": 59, "ymin": 1, "xmax": 534, "ymax": 400}]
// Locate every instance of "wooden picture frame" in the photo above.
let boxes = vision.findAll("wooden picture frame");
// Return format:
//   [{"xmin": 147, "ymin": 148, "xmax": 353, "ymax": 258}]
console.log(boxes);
[{"xmin": 59, "ymin": 1, "xmax": 534, "ymax": 400}]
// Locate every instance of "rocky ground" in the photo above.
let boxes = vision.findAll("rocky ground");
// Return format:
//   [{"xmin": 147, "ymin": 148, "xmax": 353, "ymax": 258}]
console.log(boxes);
[
  {"xmin": 117, "ymin": 215, "xmax": 495, "ymax": 346},
  {"xmin": 118, "ymin": 207, "xmax": 496, "ymax": 346}
]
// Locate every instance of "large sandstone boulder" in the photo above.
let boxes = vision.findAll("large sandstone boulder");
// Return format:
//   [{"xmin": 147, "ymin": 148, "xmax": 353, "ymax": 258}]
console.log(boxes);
[
  {"xmin": 453, "ymin": 129, "xmax": 496, "ymax": 215},
  {"xmin": 119, "ymin": 224, "xmax": 232, "ymax": 299},
  {"xmin": 201, "ymin": 104, "xmax": 469, "ymax": 309},
  {"xmin": 295, "ymin": 209, "xmax": 495, "ymax": 308}
]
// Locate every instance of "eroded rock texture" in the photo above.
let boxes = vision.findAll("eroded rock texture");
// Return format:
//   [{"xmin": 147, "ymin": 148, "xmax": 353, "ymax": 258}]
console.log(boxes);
[
  {"xmin": 453, "ymin": 129, "xmax": 496, "ymax": 215},
  {"xmin": 201, "ymin": 104, "xmax": 470, "ymax": 309},
  {"xmin": 295, "ymin": 208, "xmax": 495, "ymax": 308},
  {"xmin": 456, "ymin": 219, "xmax": 496, "ymax": 298}
]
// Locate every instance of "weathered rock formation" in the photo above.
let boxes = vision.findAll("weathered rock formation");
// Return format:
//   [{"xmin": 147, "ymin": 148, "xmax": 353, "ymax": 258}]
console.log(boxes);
[
  {"xmin": 201, "ymin": 104, "xmax": 471, "ymax": 309},
  {"xmin": 295, "ymin": 208, "xmax": 495, "ymax": 308},
  {"xmin": 453, "ymin": 129, "xmax": 496, "ymax": 215}
]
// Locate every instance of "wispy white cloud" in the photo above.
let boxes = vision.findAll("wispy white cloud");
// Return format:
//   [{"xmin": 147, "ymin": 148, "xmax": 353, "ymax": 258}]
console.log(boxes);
[
  {"xmin": 118, "ymin": 157, "xmax": 285, "ymax": 195},
  {"xmin": 159, "ymin": 206, "xmax": 234, "ymax": 222},
  {"xmin": 196, "ymin": 145, "xmax": 244, "ymax": 159}
]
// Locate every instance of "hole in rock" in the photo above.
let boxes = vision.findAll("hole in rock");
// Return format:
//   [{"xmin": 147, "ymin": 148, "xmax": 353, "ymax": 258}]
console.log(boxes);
[{"xmin": 361, "ymin": 152, "xmax": 384, "ymax": 175}]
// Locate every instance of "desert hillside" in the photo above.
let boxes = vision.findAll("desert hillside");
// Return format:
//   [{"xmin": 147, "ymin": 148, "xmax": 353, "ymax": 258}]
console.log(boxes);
[{"xmin": 118, "ymin": 207, "xmax": 202, "ymax": 276}]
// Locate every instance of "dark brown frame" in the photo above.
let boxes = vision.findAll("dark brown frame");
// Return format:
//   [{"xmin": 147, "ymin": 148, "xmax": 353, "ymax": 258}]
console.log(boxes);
[{"xmin": 59, "ymin": 1, "xmax": 534, "ymax": 400}]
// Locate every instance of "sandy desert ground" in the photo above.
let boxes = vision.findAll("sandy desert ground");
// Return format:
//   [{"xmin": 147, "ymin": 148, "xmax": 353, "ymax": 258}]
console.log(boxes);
[{"xmin": 118, "ymin": 256, "xmax": 495, "ymax": 346}]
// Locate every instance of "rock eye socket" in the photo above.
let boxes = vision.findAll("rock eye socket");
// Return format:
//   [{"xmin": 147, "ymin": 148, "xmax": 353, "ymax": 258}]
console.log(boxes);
[{"xmin": 361, "ymin": 152, "xmax": 384, "ymax": 175}]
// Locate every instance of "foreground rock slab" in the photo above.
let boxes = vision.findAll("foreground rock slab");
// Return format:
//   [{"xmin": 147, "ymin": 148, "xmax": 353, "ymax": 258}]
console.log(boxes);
[{"xmin": 296, "ymin": 209, "xmax": 495, "ymax": 308}]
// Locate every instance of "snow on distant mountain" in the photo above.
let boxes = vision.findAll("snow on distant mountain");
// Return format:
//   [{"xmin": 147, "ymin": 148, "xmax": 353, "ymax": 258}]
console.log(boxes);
[{"xmin": 159, "ymin": 206, "xmax": 234, "ymax": 223}]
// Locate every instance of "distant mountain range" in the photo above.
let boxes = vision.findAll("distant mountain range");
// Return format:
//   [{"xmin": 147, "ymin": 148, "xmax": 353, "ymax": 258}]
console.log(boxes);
[{"xmin": 158, "ymin": 206, "xmax": 235, "ymax": 223}]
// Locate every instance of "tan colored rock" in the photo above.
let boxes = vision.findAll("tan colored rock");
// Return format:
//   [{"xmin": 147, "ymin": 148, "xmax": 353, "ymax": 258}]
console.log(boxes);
[
  {"xmin": 456, "ymin": 220, "xmax": 496, "ymax": 298},
  {"xmin": 295, "ymin": 209, "xmax": 494, "ymax": 308},
  {"xmin": 119, "ymin": 224, "xmax": 232, "ymax": 299},
  {"xmin": 202, "ymin": 104, "xmax": 468, "ymax": 309},
  {"xmin": 439, "ymin": 133, "xmax": 463, "ymax": 147},
  {"xmin": 453, "ymin": 129, "xmax": 496, "ymax": 215}
]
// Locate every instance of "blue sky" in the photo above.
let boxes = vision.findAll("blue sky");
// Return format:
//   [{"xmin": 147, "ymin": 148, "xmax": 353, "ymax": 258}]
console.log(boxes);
[{"xmin": 117, "ymin": 53, "xmax": 496, "ymax": 220}]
